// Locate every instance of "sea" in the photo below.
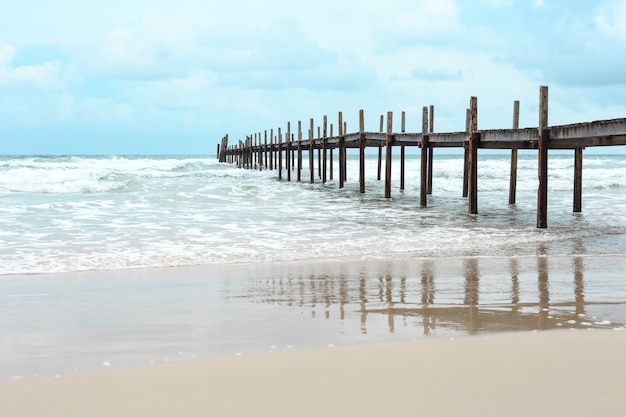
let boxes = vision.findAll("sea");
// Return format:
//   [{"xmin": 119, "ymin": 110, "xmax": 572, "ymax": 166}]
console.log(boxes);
[
  {"xmin": 1, "ymin": 152, "xmax": 626, "ymax": 275},
  {"xmin": 2, "ymin": 151, "xmax": 626, "ymax": 378}
]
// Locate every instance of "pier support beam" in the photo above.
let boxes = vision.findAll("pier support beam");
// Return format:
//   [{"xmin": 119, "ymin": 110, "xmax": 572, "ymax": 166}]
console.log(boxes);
[
  {"xmin": 338, "ymin": 112, "xmax": 345, "ymax": 189},
  {"xmin": 509, "ymin": 100, "xmax": 520, "ymax": 204},
  {"xmin": 323, "ymin": 116, "xmax": 328, "ymax": 184},
  {"xmin": 329, "ymin": 124, "xmax": 334, "ymax": 181},
  {"xmin": 427, "ymin": 105, "xmax": 434, "ymax": 195},
  {"xmin": 384, "ymin": 112, "xmax": 393, "ymax": 198},
  {"xmin": 309, "ymin": 119, "xmax": 315, "ymax": 184},
  {"xmin": 286, "ymin": 124, "xmax": 291, "ymax": 182},
  {"xmin": 468, "ymin": 97, "xmax": 478, "ymax": 214},
  {"xmin": 278, "ymin": 128, "xmax": 283, "ymax": 180},
  {"xmin": 359, "ymin": 110, "xmax": 365, "ymax": 193},
  {"xmin": 420, "ymin": 106, "xmax": 429, "ymax": 207},
  {"xmin": 537, "ymin": 86, "xmax": 549, "ymax": 228},
  {"xmin": 574, "ymin": 148, "xmax": 583, "ymax": 213},
  {"xmin": 400, "ymin": 111, "xmax": 405, "ymax": 191},
  {"xmin": 297, "ymin": 122, "xmax": 302, "ymax": 182}
]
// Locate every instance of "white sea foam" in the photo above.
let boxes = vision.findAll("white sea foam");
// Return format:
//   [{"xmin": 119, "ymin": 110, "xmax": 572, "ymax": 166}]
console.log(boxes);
[{"xmin": 1, "ymin": 153, "xmax": 626, "ymax": 274}]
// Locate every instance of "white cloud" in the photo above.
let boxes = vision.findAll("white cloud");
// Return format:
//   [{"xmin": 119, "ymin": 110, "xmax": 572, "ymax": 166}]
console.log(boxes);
[{"xmin": 594, "ymin": 0, "xmax": 626, "ymax": 40}]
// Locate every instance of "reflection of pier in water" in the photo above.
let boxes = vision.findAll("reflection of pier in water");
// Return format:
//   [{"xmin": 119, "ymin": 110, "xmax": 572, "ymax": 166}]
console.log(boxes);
[{"xmin": 236, "ymin": 256, "xmax": 625, "ymax": 336}]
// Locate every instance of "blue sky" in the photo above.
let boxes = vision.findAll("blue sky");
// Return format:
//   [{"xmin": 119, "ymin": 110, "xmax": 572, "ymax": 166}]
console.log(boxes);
[{"xmin": 1, "ymin": 0, "xmax": 625, "ymax": 155}]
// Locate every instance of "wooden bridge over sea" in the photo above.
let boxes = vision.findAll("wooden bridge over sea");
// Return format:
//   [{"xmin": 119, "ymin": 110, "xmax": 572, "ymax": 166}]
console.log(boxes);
[{"xmin": 217, "ymin": 86, "xmax": 626, "ymax": 228}]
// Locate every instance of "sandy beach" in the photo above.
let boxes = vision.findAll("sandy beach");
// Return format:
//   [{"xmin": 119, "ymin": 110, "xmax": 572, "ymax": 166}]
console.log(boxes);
[
  {"xmin": 2, "ymin": 255, "xmax": 626, "ymax": 416},
  {"xmin": 2, "ymin": 330, "xmax": 626, "ymax": 417}
]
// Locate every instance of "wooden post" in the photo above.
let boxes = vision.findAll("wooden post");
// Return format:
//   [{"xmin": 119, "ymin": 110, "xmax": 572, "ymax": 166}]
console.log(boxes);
[
  {"xmin": 258, "ymin": 132, "xmax": 263, "ymax": 171},
  {"xmin": 254, "ymin": 133, "xmax": 257, "ymax": 169},
  {"xmin": 317, "ymin": 126, "xmax": 322, "ymax": 179},
  {"xmin": 339, "ymin": 112, "xmax": 345, "ymax": 189},
  {"xmin": 574, "ymin": 148, "xmax": 583, "ymax": 212},
  {"xmin": 509, "ymin": 100, "xmax": 520, "ymax": 204},
  {"xmin": 463, "ymin": 109, "xmax": 470, "ymax": 198},
  {"xmin": 263, "ymin": 131, "xmax": 267, "ymax": 169},
  {"xmin": 322, "ymin": 116, "xmax": 327, "ymax": 183},
  {"xmin": 384, "ymin": 111, "xmax": 393, "ymax": 198},
  {"xmin": 359, "ymin": 110, "xmax": 366, "ymax": 193},
  {"xmin": 329, "ymin": 124, "xmax": 334, "ymax": 180},
  {"xmin": 537, "ymin": 85, "xmax": 549, "ymax": 228},
  {"xmin": 378, "ymin": 115, "xmax": 383, "ymax": 181},
  {"xmin": 297, "ymin": 121, "xmax": 302, "ymax": 182},
  {"xmin": 468, "ymin": 97, "xmax": 478, "ymax": 214},
  {"xmin": 278, "ymin": 127, "xmax": 283, "ymax": 180},
  {"xmin": 400, "ymin": 111, "xmax": 405, "ymax": 191},
  {"xmin": 427, "ymin": 105, "xmax": 434, "ymax": 195},
  {"xmin": 309, "ymin": 119, "xmax": 315, "ymax": 183},
  {"xmin": 420, "ymin": 107, "xmax": 429, "ymax": 207},
  {"xmin": 286, "ymin": 123, "xmax": 291, "ymax": 182},
  {"xmin": 269, "ymin": 129, "xmax": 274, "ymax": 170},
  {"xmin": 343, "ymin": 121, "xmax": 348, "ymax": 183}
]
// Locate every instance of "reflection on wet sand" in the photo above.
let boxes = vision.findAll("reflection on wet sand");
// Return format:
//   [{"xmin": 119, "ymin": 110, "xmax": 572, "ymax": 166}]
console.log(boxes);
[{"xmin": 237, "ymin": 256, "xmax": 626, "ymax": 336}]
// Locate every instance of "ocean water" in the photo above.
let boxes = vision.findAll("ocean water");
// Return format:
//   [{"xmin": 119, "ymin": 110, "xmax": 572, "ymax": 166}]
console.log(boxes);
[
  {"xmin": 2, "ymin": 151, "xmax": 626, "ymax": 379},
  {"xmin": 1, "ymin": 152, "xmax": 626, "ymax": 275}
]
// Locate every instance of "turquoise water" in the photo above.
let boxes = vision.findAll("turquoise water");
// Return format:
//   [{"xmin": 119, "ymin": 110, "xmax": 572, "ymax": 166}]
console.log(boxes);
[{"xmin": 1, "ymin": 153, "xmax": 626, "ymax": 274}]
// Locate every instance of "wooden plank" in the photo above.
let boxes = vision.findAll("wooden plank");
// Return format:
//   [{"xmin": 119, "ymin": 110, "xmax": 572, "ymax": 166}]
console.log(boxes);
[
  {"xmin": 384, "ymin": 111, "xmax": 393, "ymax": 198},
  {"xmin": 537, "ymin": 86, "xmax": 549, "ymax": 228}
]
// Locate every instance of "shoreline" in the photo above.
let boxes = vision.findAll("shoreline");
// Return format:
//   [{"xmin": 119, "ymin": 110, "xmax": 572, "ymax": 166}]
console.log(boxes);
[
  {"xmin": 2, "ymin": 254, "xmax": 626, "ymax": 380},
  {"xmin": 2, "ymin": 330, "xmax": 626, "ymax": 417}
]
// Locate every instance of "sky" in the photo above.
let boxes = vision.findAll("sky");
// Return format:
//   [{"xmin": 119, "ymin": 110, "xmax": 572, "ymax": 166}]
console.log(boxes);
[{"xmin": 1, "ymin": 0, "xmax": 626, "ymax": 155}]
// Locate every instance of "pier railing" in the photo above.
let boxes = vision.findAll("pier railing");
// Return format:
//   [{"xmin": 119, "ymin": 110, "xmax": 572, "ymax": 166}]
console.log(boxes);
[{"xmin": 217, "ymin": 86, "xmax": 626, "ymax": 228}]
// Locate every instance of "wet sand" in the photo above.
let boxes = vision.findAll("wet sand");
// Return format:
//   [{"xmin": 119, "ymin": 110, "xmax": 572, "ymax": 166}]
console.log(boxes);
[
  {"xmin": 2, "ymin": 330, "xmax": 626, "ymax": 417},
  {"xmin": 2, "ymin": 255, "xmax": 626, "ymax": 379}
]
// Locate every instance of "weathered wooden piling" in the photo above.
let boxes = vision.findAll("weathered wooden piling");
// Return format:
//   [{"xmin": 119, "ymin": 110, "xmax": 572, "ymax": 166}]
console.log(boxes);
[
  {"xmin": 428, "ymin": 105, "xmax": 434, "ymax": 195},
  {"xmin": 537, "ymin": 86, "xmax": 549, "ymax": 228},
  {"xmin": 297, "ymin": 121, "xmax": 302, "ymax": 182},
  {"xmin": 309, "ymin": 119, "xmax": 315, "ymax": 184},
  {"xmin": 286, "ymin": 123, "xmax": 291, "ymax": 182},
  {"xmin": 574, "ymin": 148, "xmax": 583, "ymax": 212},
  {"xmin": 359, "ymin": 110, "xmax": 365, "ymax": 194},
  {"xmin": 468, "ymin": 96, "xmax": 479, "ymax": 214},
  {"xmin": 420, "ymin": 107, "xmax": 429, "ymax": 207},
  {"xmin": 323, "ymin": 116, "xmax": 328, "ymax": 184},
  {"xmin": 509, "ymin": 100, "xmax": 520, "ymax": 204},
  {"xmin": 384, "ymin": 111, "xmax": 393, "ymax": 198},
  {"xmin": 400, "ymin": 112, "xmax": 406, "ymax": 191},
  {"xmin": 338, "ymin": 112, "xmax": 345, "ymax": 189}
]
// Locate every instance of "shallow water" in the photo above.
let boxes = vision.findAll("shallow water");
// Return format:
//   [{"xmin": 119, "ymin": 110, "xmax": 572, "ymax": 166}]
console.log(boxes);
[{"xmin": 1, "ymin": 256, "xmax": 625, "ymax": 379}]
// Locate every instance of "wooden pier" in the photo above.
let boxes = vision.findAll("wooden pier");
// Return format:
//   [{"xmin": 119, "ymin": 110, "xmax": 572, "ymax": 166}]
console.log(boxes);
[{"xmin": 217, "ymin": 86, "xmax": 626, "ymax": 228}]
